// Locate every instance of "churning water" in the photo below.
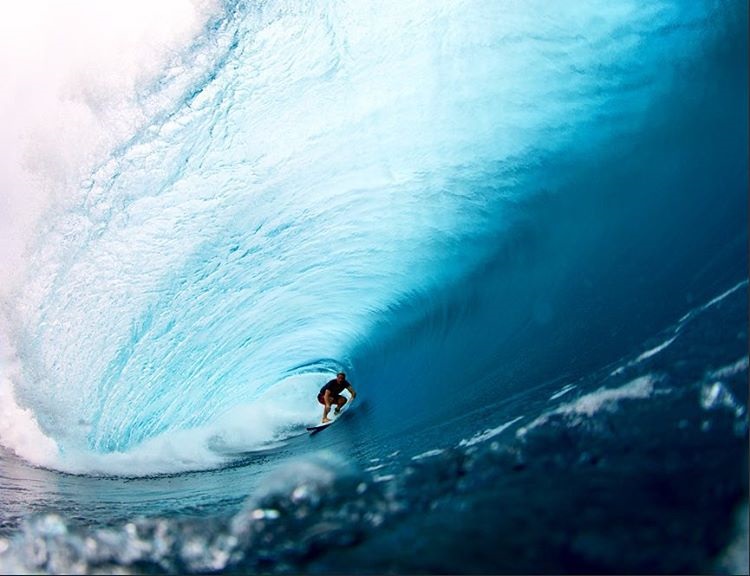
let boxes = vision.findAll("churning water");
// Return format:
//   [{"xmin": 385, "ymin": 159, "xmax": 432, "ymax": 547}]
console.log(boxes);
[{"xmin": 0, "ymin": 1, "xmax": 747, "ymax": 573}]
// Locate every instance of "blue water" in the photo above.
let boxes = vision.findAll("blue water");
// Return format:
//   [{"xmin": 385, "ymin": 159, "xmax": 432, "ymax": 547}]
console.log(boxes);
[{"xmin": 0, "ymin": 0, "xmax": 747, "ymax": 573}]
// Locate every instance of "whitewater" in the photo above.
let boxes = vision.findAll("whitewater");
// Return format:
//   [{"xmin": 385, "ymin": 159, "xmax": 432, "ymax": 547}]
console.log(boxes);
[{"xmin": 0, "ymin": 0, "xmax": 747, "ymax": 573}]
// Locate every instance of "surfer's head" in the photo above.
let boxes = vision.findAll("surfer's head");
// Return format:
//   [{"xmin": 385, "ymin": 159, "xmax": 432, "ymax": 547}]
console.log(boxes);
[{"xmin": 336, "ymin": 372, "xmax": 346, "ymax": 382}]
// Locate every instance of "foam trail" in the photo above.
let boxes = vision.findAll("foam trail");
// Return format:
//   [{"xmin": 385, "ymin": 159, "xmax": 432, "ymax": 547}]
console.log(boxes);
[
  {"xmin": 0, "ymin": 362, "xmax": 59, "ymax": 468},
  {"xmin": 678, "ymin": 280, "xmax": 749, "ymax": 325},
  {"xmin": 635, "ymin": 336, "xmax": 678, "ymax": 363},
  {"xmin": 517, "ymin": 375, "xmax": 657, "ymax": 437},
  {"xmin": 54, "ymin": 402, "xmax": 305, "ymax": 477}
]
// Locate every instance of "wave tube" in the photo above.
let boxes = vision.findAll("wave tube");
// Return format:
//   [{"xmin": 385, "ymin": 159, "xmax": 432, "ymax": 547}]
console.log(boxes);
[{"xmin": 0, "ymin": 0, "xmax": 745, "ymax": 475}]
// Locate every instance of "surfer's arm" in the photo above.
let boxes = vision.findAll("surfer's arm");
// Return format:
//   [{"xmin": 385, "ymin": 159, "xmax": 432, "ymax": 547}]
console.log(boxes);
[
  {"xmin": 346, "ymin": 386, "xmax": 357, "ymax": 400},
  {"xmin": 323, "ymin": 389, "xmax": 332, "ymax": 407}
]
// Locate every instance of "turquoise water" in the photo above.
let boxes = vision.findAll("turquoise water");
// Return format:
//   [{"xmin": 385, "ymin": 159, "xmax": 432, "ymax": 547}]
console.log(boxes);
[{"xmin": 0, "ymin": 1, "xmax": 747, "ymax": 573}]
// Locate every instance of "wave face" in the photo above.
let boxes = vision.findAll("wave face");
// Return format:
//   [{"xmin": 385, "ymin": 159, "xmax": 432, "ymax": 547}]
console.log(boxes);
[{"xmin": 0, "ymin": 0, "xmax": 747, "ymax": 476}]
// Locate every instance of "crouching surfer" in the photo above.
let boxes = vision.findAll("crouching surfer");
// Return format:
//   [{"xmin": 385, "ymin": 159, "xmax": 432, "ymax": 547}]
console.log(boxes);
[{"xmin": 318, "ymin": 372, "xmax": 356, "ymax": 423}]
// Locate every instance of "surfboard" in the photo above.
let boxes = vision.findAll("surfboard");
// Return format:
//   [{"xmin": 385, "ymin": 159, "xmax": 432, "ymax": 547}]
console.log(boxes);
[
  {"xmin": 307, "ymin": 407, "xmax": 348, "ymax": 433},
  {"xmin": 306, "ymin": 420, "xmax": 334, "ymax": 433}
]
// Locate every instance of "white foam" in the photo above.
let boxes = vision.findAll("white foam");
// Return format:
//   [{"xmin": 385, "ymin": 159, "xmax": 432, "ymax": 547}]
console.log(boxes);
[
  {"xmin": 678, "ymin": 280, "xmax": 748, "ymax": 325},
  {"xmin": 700, "ymin": 382, "xmax": 745, "ymax": 418},
  {"xmin": 373, "ymin": 474, "xmax": 395, "ymax": 483},
  {"xmin": 412, "ymin": 448, "xmax": 445, "ymax": 460},
  {"xmin": 0, "ymin": 344, "xmax": 60, "ymax": 468},
  {"xmin": 549, "ymin": 384, "xmax": 576, "ymax": 401},
  {"xmin": 0, "ymin": 0, "xmax": 219, "ymax": 291},
  {"xmin": 518, "ymin": 375, "xmax": 656, "ymax": 436},
  {"xmin": 610, "ymin": 281, "xmax": 748, "ymax": 381},
  {"xmin": 635, "ymin": 336, "xmax": 678, "ymax": 362},
  {"xmin": 0, "ymin": 0, "xmax": 222, "ymax": 470},
  {"xmin": 557, "ymin": 376, "xmax": 655, "ymax": 417},
  {"xmin": 48, "ymin": 399, "xmax": 311, "ymax": 477},
  {"xmin": 701, "ymin": 280, "xmax": 748, "ymax": 311},
  {"xmin": 609, "ymin": 332, "xmax": 680, "ymax": 377},
  {"xmin": 0, "ymin": 378, "xmax": 60, "ymax": 469},
  {"xmin": 458, "ymin": 416, "xmax": 524, "ymax": 447},
  {"xmin": 708, "ymin": 357, "xmax": 749, "ymax": 379},
  {"xmin": 0, "ymin": 358, "xmax": 321, "ymax": 476}
]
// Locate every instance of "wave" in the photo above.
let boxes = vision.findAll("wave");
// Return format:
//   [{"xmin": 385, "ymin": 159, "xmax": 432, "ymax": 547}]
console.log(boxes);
[{"xmin": 0, "ymin": 0, "xmax": 746, "ymax": 475}]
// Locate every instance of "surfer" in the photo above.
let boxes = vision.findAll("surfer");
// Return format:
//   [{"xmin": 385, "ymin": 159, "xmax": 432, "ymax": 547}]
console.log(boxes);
[{"xmin": 318, "ymin": 372, "xmax": 356, "ymax": 423}]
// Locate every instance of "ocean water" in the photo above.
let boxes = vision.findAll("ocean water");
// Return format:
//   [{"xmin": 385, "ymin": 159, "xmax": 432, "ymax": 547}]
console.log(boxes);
[{"xmin": 0, "ymin": 0, "xmax": 747, "ymax": 573}]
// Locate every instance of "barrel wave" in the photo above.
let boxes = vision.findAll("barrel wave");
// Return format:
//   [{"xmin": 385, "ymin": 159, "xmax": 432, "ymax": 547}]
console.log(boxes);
[{"xmin": 0, "ymin": 0, "xmax": 747, "ymax": 573}]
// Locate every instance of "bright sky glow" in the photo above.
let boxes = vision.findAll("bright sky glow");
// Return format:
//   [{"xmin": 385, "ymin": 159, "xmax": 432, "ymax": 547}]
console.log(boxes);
[{"xmin": 0, "ymin": 0, "xmax": 216, "ymax": 284}]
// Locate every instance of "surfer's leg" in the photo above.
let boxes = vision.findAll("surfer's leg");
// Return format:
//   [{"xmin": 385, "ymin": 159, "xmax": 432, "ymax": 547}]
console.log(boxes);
[
  {"xmin": 333, "ymin": 396, "xmax": 347, "ymax": 414},
  {"xmin": 319, "ymin": 393, "xmax": 332, "ymax": 423}
]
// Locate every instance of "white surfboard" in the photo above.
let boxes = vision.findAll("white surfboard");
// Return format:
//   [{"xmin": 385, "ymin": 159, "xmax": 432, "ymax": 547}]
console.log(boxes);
[{"xmin": 306, "ymin": 405, "xmax": 349, "ymax": 434}]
